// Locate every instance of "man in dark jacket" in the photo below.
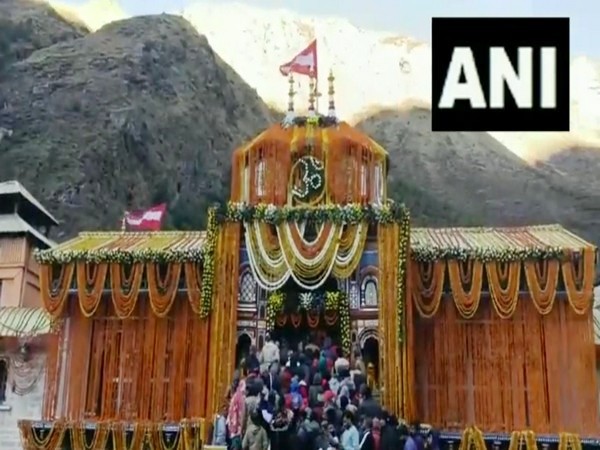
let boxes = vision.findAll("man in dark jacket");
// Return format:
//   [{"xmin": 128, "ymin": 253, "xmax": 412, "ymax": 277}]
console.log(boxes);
[{"xmin": 357, "ymin": 386, "xmax": 382, "ymax": 419}]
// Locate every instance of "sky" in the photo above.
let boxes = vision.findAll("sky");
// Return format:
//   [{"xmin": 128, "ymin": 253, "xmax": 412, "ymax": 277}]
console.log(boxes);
[{"xmin": 86, "ymin": 0, "xmax": 599, "ymax": 58}]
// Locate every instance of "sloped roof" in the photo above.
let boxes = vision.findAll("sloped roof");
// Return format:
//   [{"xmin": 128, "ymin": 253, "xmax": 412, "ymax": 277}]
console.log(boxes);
[
  {"xmin": 0, "ymin": 180, "xmax": 59, "ymax": 226},
  {"xmin": 0, "ymin": 307, "xmax": 52, "ymax": 337},
  {"xmin": 37, "ymin": 231, "xmax": 207, "ymax": 263},
  {"xmin": 0, "ymin": 214, "xmax": 55, "ymax": 248},
  {"xmin": 37, "ymin": 224, "xmax": 593, "ymax": 264},
  {"xmin": 411, "ymin": 224, "xmax": 595, "ymax": 260}
]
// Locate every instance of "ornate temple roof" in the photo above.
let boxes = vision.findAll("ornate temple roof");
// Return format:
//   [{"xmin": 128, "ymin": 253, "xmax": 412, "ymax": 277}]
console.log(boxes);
[
  {"xmin": 410, "ymin": 224, "xmax": 595, "ymax": 261},
  {"xmin": 35, "ymin": 224, "xmax": 594, "ymax": 264}
]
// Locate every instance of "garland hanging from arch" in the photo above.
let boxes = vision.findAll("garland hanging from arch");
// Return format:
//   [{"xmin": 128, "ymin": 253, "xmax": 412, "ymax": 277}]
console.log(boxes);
[
  {"xmin": 412, "ymin": 247, "xmax": 596, "ymax": 319},
  {"xmin": 18, "ymin": 419, "xmax": 207, "ymax": 450},
  {"xmin": 244, "ymin": 220, "xmax": 367, "ymax": 291},
  {"xmin": 265, "ymin": 290, "xmax": 351, "ymax": 355}
]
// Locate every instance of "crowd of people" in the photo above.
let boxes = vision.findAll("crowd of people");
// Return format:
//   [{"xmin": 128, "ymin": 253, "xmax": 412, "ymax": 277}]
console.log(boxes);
[{"xmin": 211, "ymin": 334, "xmax": 440, "ymax": 450}]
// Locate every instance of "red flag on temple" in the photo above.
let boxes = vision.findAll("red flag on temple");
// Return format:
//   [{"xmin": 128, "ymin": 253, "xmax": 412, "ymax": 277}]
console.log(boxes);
[
  {"xmin": 279, "ymin": 39, "xmax": 318, "ymax": 78},
  {"xmin": 122, "ymin": 203, "xmax": 166, "ymax": 231}
]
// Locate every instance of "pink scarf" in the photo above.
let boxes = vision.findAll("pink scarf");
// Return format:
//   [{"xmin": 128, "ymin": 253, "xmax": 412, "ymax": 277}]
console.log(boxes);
[{"xmin": 227, "ymin": 380, "xmax": 246, "ymax": 438}]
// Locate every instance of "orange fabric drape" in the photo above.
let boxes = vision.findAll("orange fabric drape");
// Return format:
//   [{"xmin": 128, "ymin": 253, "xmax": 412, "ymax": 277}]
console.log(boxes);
[
  {"xmin": 54, "ymin": 296, "xmax": 211, "ymax": 421},
  {"xmin": 40, "ymin": 263, "xmax": 75, "ymax": 317},
  {"xmin": 40, "ymin": 261, "xmax": 204, "ymax": 319},
  {"xmin": 110, "ymin": 263, "xmax": 144, "ymax": 318},
  {"xmin": 413, "ymin": 298, "xmax": 599, "ymax": 435},
  {"xmin": 75, "ymin": 262, "xmax": 108, "ymax": 317},
  {"xmin": 411, "ymin": 261, "xmax": 445, "ymax": 318},
  {"xmin": 412, "ymin": 253, "xmax": 595, "ymax": 319},
  {"xmin": 230, "ymin": 123, "xmax": 386, "ymax": 206}
]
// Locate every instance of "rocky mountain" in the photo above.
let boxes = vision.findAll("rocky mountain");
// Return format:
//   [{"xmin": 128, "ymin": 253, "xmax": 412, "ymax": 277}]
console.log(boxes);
[
  {"xmin": 0, "ymin": 2, "xmax": 277, "ymax": 237},
  {"xmin": 357, "ymin": 109, "xmax": 600, "ymax": 244},
  {"xmin": 58, "ymin": 0, "xmax": 600, "ymax": 161},
  {"xmin": 0, "ymin": 0, "xmax": 88, "ymax": 71},
  {"xmin": 1, "ymin": 0, "xmax": 599, "ymax": 252},
  {"xmin": 177, "ymin": 2, "xmax": 600, "ymax": 159}
]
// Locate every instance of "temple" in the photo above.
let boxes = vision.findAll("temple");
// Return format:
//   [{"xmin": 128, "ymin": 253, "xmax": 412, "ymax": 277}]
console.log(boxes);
[{"xmin": 19, "ymin": 73, "xmax": 599, "ymax": 450}]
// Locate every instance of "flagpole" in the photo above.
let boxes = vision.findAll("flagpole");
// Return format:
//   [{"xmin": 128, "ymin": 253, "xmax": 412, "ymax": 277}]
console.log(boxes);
[{"xmin": 315, "ymin": 76, "xmax": 319, "ymax": 113}]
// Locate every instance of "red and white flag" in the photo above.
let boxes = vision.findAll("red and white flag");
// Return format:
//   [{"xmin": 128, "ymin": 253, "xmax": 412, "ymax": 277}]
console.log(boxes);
[
  {"xmin": 279, "ymin": 39, "xmax": 318, "ymax": 78},
  {"xmin": 123, "ymin": 203, "xmax": 167, "ymax": 231}
]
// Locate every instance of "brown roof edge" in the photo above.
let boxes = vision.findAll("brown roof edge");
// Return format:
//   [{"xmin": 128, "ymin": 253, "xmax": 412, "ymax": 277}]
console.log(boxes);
[{"xmin": 0, "ymin": 180, "xmax": 59, "ymax": 226}]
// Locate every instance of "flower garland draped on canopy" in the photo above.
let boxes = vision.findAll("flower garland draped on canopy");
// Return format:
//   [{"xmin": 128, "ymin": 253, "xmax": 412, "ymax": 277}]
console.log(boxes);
[{"xmin": 244, "ymin": 220, "xmax": 368, "ymax": 291}]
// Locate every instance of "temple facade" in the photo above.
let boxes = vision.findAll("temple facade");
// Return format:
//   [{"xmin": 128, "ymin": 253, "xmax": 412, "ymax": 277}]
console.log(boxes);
[{"xmin": 17, "ymin": 76, "xmax": 600, "ymax": 449}]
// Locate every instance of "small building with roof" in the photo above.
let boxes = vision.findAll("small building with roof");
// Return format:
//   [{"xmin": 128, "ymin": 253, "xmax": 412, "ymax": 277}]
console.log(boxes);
[{"xmin": 0, "ymin": 180, "xmax": 56, "ymax": 449}]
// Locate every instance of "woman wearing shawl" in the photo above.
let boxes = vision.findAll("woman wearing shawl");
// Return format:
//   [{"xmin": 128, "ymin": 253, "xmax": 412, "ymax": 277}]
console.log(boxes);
[
  {"xmin": 227, "ymin": 380, "xmax": 247, "ymax": 450},
  {"xmin": 271, "ymin": 397, "xmax": 293, "ymax": 450}
]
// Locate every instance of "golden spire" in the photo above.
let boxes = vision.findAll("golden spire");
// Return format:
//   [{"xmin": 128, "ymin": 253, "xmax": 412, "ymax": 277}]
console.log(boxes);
[
  {"xmin": 308, "ymin": 73, "xmax": 316, "ymax": 114},
  {"xmin": 327, "ymin": 69, "xmax": 336, "ymax": 117},
  {"xmin": 287, "ymin": 74, "xmax": 296, "ymax": 113}
]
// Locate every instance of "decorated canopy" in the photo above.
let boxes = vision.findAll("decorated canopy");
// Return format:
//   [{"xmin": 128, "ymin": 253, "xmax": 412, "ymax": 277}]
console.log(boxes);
[{"xmin": 230, "ymin": 120, "xmax": 388, "ymax": 206}]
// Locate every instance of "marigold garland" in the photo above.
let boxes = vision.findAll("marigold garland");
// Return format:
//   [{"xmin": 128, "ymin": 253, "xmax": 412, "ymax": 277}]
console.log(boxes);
[
  {"xmin": 265, "ymin": 290, "xmax": 351, "ymax": 355},
  {"xmin": 508, "ymin": 431, "xmax": 537, "ymax": 450},
  {"xmin": 458, "ymin": 426, "xmax": 486, "ymax": 450},
  {"xmin": 72, "ymin": 421, "xmax": 110, "ymax": 450},
  {"xmin": 396, "ymin": 209, "xmax": 410, "ymax": 341},
  {"xmin": 559, "ymin": 433, "xmax": 583, "ymax": 450},
  {"xmin": 19, "ymin": 419, "xmax": 66, "ymax": 450},
  {"xmin": 266, "ymin": 291, "xmax": 286, "ymax": 330},
  {"xmin": 413, "ymin": 253, "xmax": 595, "ymax": 319},
  {"xmin": 111, "ymin": 422, "xmax": 145, "ymax": 450},
  {"xmin": 221, "ymin": 201, "xmax": 407, "ymax": 225},
  {"xmin": 199, "ymin": 207, "xmax": 219, "ymax": 317}
]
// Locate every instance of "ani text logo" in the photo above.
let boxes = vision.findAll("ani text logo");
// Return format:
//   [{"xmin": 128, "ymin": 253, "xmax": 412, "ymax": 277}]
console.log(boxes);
[{"xmin": 431, "ymin": 18, "xmax": 570, "ymax": 132}]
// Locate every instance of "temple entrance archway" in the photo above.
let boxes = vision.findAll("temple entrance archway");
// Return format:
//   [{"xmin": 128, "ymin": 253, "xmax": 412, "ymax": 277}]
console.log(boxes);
[
  {"xmin": 235, "ymin": 333, "xmax": 252, "ymax": 367},
  {"xmin": 358, "ymin": 329, "xmax": 379, "ymax": 387}
]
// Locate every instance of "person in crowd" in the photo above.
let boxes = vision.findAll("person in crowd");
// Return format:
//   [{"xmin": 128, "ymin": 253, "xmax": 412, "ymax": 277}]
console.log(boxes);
[
  {"xmin": 212, "ymin": 402, "xmax": 228, "ymax": 446},
  {"xmin": 227, "ymin": 379, "xmax": 247, "ymax": 450},
  {"xmin": 358, "ymin": 418, "xmax": 375, "ymax": 450},
  {"xmin": 314, "ymin": 420, "xmax": 332, "ymax": 450},
  {"xmin": 271, "ymin": 396, "xmax": 293, "ymax": 450},
  {"xmin": 409, "ymin": 422, "xmax": 425, "ymax": 450},
  {"xmin": 219, "ymin": 336, "xmax": 440, "ymax": 450},
  {"xmin": 370, "ymin": 418, "xmax": 381, "ymax": 450},
  {"xmin": 357, "ymin": 386, "xmax": 381, "ymax": 419},
  {"xmin": 247, "ymin": 346, "xmax": 261, "ymax": 373},
  {"xmin": 380, "ymin": 414, "xmax": 400, "ymax": 450},
  {"xmin": 309, "ymin": 373, "xmax": 324, "ymax": 407},
  {"xmin": 260, "ymin": 334, "xmax": 280, "ymax": 372},
  {"xmin": 334, "ymin": 347, "xmax": 350, "ymax": 374},
  {"xmin": 340, "ymin": 411, "xmax": 360, "ymax": 450},
  {"xmin": 325, "ymin": 422, "xmax": 340, "ymax": 450},
  {"xmin": 243, "ymin": 408, "xmax": 270, "ymax": 450},
  {"xmin": 245, "ymin": 377, "xmax": 262, "ymax": 418}
]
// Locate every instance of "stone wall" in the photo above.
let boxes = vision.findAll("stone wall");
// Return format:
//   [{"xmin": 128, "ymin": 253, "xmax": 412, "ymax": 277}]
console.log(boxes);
[{"xmin": 0, "ymin": 353, "xmax": 46, "ymax": 450}]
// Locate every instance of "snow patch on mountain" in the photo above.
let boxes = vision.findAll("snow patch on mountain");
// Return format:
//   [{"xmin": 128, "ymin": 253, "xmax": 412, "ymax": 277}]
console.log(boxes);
[
  {"xmin": 181, "ymin": 2, "xmax": 600, "ymax": 161},
  {"xmin": 49, "ymin": 0, "xmax": 126, "ymax": 31},
  {"xmin": 46, "ymin": 0, "xmax": 600, "ymax": 161}
]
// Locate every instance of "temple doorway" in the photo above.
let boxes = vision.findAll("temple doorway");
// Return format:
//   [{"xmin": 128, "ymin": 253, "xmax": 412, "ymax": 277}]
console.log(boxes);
[
  {"xmin": 269, "ymin": 277, "xmax": 342, "ymax": 357},
  {"xmin": 362, "ymin": 335, "xmax": 379, "ymax": 384},
  {"xmin": 235, "ymin": 333, "xmax": 252, "ymax": 366},
  {"xmin": 271, "ymin": 314, "xmax": 341, "ymax": 355}
]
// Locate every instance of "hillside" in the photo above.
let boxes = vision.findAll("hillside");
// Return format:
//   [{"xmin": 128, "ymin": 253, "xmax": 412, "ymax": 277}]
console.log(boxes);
[
  {"xmin": 357, "ymin": 108, "xmax": 600, "ymax": 245},
  {"xmin": 0, "ymin": 0, "xmax": 598, "ymax": 255},
  {"xmin": 0, "ymin": 0, "xmax": 88, "ymax": 72},
  {"xmin": 0, "ymin": 10, "xmax": 277, "ymax": 237}
]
